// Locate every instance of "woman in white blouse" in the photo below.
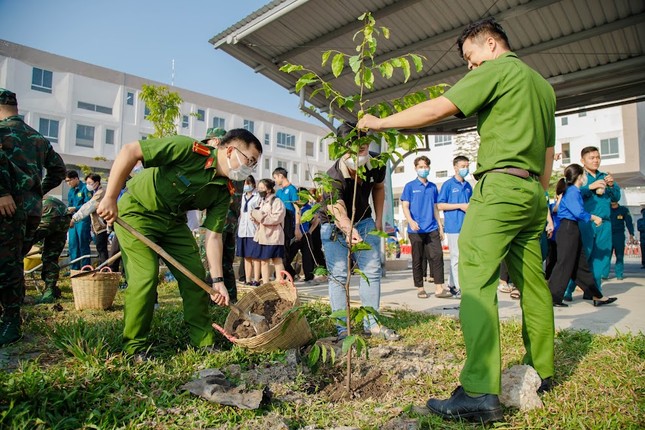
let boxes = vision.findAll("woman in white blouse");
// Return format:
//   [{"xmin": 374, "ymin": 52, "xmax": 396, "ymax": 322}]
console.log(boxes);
[{"xmin": 236, "ymin": 175, "xmax": 261, "ymax": 286}]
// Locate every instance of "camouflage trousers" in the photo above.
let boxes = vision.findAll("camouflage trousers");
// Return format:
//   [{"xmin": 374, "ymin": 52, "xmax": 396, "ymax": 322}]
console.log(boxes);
[
  {"xmin": 0, "ymin": 208, "xmax": 26, "ymax": 312},
  {"xmin": 32, "ymin": 216, "xmax": 70, "ymax": 289},
  {"xmin": 22, "ymin": 215, "xmax": 42, "ymax": 257}
]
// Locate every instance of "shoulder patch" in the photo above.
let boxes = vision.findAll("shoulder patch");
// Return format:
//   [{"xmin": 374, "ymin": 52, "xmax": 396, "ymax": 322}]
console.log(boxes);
[{"xmin": 192, "ymin": 142, "xmax": 211, "ymax": 157}]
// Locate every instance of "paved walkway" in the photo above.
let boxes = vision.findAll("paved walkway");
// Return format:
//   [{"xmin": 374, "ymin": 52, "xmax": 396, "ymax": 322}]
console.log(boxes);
[{"xmin": 295, "ymin": 257, "xmax": 645, "ymax": 336}]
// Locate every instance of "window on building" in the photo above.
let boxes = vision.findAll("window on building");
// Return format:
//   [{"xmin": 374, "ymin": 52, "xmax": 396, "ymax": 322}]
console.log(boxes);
[
  {"xmin": 243, "ymin": 119, "xmax": 254, "ymax": 133},
  {"xmin": 76, "ymin": 124, "xmax": 95, "ymax": 148},
  {"xmin": 306, "ymin": 141, "xmax": 315, "ymax": 157},
  {"xmin": 196, "ymin": 109, "xmax": 205, "ymax": 122},
  {"xmin": 264, "ymin": 133, "xmax": 270, "ymax": 146},
  {"xmin": 320, "ymin": 139, "xmax": 324, "ymax": 152},
  {"xmin": 561, "ymin": 142, "xmax": 571, "ymax": 164},
  {"xmin": 144, "ymin": 105, "xmax": 150, "ymax": 119},
  {"xmin": 277, "ymin": 132, "xmax": 296, "ymax": 150},
  {"xmin": 31, "ymin": 67, "xmax": 53, "ymax": 93},
  {"xmin": 105, "ymin": 129, "xmax": 115, "ymax": 145},
  {"xmin": 292, "ymin": 163, "xmax": 298, "ymax": 176},
  {"xmin": 182, "ymin": 115, "xmax": 189, "ymax": 128},
  {"xmin": 393, "ymin": 199, "xmax": 400, "ymax": 209},
  {"xmin": 264, "ymin": 158, "xmax": 270, "ymax": 171},
  {"xmin": 39, "ymin": 118, "xmax": 59, "ymax": 143},
  {"xmin": 600, "ymin": 137, "xmax": 619, "ymax": 159},
  {"xmin": 212, "ymin": 116, "xmax": 224, "ymax": 128},
  {"xmin": 436, "ymin": 170, "xmax": 448, "ymax": 178},
  {"xmin": 305, "ymin": 169, "xmax": 311, "ymax": 181},
  {"xmin": 394, "ymin": 165, "xmax": 405, "ymax": 174},
  {"xmin": 434, "ymin": 135, "xmax": 452, "ymax": 146},
  {"xmin": 578, "ymin": 111, "xmax": 587, "ymax": 117},
  {"xmin": 78, "ymin": 101, "xmax": 113, "ymax": 115},
  {"xmin": 126, "ymin": 92, "xmax": 134, "ymax": 106},
  {"xmin": 561, "ymin": 116, "xmax": 568, "ymax": 126},
  {"xmin": 277, "ymin": 160, "xmax": 288, "ymax": 169}
]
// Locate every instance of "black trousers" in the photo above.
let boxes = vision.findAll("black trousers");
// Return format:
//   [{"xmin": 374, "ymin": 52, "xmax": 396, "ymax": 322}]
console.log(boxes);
[
  {"xmin": 95, "ymin": 230, "xmax": 109, "ymax": 265},
  {"xmin": 410, "ymin": 231, "xmax": 444, "ymax": 287},
  {"xmin": 548, "ymin": 219, "xmax": 602, "ymax": 303},
  {"xmin": 544, "ymin": 240, "xmax": 558, "ymax": 280},
  {"xmin": 282, "ymin": 210, "xmax": 297, "ymax": 277},
  {"xmin": 301, "ymin": 228, "xmax": 326, "ymax": 281}
]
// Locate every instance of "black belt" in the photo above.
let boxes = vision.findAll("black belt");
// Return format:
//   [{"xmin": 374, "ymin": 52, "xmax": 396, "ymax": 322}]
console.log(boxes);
[{"xmin": 488, "ymin": 168, "xmax": 539, "ymax": 180}]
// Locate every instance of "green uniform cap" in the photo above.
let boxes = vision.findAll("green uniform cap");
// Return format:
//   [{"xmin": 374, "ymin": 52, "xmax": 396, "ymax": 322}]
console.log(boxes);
[
  {"xmin": 202, "ymin": 127, "xmax": 226, "ymax": 143},
  {"xmin": 0, "ymin": 88, "xmax": 18, "ymax": 106}
]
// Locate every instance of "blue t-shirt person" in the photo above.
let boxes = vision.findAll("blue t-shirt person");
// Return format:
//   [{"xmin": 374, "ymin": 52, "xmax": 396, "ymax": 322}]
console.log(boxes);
[
  {"xmin": 437, "ymin": 177, "xmax": 472, "ymax": 234},
  {"xmin": 401, "ymin": 178, "xmax": 439, "ymax": 233},
  {"xmin": 276, "ymin": 183, "xmax": 298, "ymax": 213}
]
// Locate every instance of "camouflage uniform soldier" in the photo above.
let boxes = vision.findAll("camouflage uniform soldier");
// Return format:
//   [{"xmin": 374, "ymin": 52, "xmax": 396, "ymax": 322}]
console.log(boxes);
[
  {"xmin": 1, "ymin": 88, "xmax": 65, "ymax": 346},
  {"xmin": 0, "ymin": 147, "xmax": 26, "ymax": 346},
  {"xmin": 32, "ymin": 196, "xmax": 71, "ymax": 303},
  {"xmin": 0, "ymin": 89, "xmax": 66, "ymax": 257}
]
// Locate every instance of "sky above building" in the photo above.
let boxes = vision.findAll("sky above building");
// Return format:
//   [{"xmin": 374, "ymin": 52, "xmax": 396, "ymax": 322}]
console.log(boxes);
[{"xmin": 0, "ymin": 0, "xmax": 317, "ymax": 123}]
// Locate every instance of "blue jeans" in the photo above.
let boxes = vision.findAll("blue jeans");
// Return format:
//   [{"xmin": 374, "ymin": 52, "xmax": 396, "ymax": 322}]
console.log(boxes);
[{"xmin": 321, "ymin": 218, "xmax": 381, "ymax": 333}]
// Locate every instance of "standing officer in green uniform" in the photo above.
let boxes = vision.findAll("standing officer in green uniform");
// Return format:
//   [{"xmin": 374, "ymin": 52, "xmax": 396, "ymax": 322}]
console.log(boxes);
[
  {"xmin": 606, "ymin": 201, "xmax": 634, "ymax": 280},
  {"xmin": 97, "ymin": 129, "xmax": 261, "ymax": 357},
  {"xmin": 359, "ymin": 17, "xmax": 555, "ymax": 423},
  {"xmin": 32, "ymin": 196, "xmax": 72, "ymax": 303},
  {"xmin": 0, "ymin": 88, "xmax": 66, "ymax": 257}
]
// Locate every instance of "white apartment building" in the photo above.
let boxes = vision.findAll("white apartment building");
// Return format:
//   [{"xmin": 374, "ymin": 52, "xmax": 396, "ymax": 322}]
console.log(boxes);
[
  {"xmin": 0, "ymin": 40, "xmax": 330, "ymax": 201},
  {"xmin": 389, "ymin": 103, "xmax": 645, "ymax": 235}
]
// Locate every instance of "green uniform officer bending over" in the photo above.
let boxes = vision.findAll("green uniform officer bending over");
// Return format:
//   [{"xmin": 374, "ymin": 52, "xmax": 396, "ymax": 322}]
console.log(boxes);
[
  {"xmin": 358, "ymin": 17, "xmax": 555, "ymax": 424},
  {"xmin": 97, "ymin": 129, "xmax": 261, "ymax": 356}
]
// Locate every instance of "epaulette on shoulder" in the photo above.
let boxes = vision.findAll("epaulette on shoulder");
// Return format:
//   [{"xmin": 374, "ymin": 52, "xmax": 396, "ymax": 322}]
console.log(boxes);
[{"xmin": 192, "ymin": 142, "xmax": 211, "ymax": 157}]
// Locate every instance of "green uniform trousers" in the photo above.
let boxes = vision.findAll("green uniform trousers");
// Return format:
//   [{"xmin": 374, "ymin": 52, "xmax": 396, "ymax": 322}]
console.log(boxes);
[
  {"xmin": 608, "ymin": 234, "xmax": 626, "ymax": 279},
  {"xmin": 115, "ymin": 194, "xmax": 214, "ymax": 354},
  {"xmin": 458, "ymin": 173, "xmax": 554, "ymax": 395}
]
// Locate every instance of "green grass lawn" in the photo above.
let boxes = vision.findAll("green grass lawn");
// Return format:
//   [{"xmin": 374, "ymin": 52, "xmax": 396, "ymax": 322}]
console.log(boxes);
[{"xmin": 1, "ymin": 279, "xmax": 643, "ymax": 429}]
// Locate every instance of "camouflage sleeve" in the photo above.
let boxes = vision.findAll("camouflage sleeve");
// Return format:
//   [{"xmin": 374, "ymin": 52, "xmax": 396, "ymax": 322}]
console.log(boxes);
[
  {"xmin": 0, "ymin": 152, "xmax": 13, "ymax": 197},
  {"xmin": 41, "ymin": 146, "xmax": 66, "ymax": 195}
]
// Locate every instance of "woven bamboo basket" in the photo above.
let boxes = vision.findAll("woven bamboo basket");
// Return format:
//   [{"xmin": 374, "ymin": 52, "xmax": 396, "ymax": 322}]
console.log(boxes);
[
  {"xmin": 70, "ymin": 266, "xmax": 121, "ymax": 310},
  {"xmin": 214, "ymin": 272, "xmax": 313, "ymax": 351}
]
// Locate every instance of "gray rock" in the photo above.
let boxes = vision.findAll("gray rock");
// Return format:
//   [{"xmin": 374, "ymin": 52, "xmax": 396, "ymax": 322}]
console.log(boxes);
[{"xmin": 499, "ymin": 364, "xmax": 544, "ymax": 410}]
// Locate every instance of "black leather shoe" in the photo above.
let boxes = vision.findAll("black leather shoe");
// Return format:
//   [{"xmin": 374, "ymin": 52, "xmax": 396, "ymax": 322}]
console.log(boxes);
[
  {"xmin": 553, "ymin": 302, "xmax": 568, "ymax": 307},
  {"xmin": 593, "ymin": 297, "xmax": 617, "ymax": 307},
  {"xmin": 537, "ymin": 377, "xmax": 553, "ymax": 394},
  {"xmin": 427, "ymin": 386, "xmax": 503, "ymax": 423}
]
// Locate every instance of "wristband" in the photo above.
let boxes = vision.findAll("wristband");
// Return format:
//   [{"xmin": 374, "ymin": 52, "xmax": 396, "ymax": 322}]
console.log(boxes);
[{"xmin": 212, "ymin": 277, "xmax": 224, "ymax": 283}]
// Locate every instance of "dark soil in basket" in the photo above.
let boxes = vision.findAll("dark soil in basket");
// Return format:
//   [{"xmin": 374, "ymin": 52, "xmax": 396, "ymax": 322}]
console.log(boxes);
[{"xmin": 232, "ymin": 298, "xmax": 293, "ymax": 339}]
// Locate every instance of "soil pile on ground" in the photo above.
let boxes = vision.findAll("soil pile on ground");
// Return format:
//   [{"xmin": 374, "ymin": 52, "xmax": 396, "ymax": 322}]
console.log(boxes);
[{"xmin": 232, "ymin": 298, "xmax": 293, "ymax": 338}]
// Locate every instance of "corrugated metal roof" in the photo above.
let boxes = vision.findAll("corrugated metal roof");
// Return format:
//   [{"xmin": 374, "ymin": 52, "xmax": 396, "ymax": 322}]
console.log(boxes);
[{"xmin": 210, "ymin": 0, "xmax": 645, "ymax": 133}]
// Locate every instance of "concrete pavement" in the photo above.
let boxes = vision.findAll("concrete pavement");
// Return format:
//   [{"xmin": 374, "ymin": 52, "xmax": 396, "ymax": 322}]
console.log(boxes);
[{"xmin": 294, "ymin": 257, "xmax": 645, "ymax": 336}]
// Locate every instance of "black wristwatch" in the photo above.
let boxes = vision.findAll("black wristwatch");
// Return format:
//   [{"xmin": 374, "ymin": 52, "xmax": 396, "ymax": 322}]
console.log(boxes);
[{"xmin": 212, "ymin": 277, "xmax": 225, "ymax": 284}]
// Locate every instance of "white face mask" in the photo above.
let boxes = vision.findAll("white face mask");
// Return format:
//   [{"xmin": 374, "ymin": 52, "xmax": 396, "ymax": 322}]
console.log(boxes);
[
  {"xmin": 86, "ymin": 183, "xmax": 96, "ymax": 192},
  {"xmin": 344, "ymin": 154, "xmax": 370, "ymax": 170},
  {"xmin": 227, "ymin": 149, "xmax": 254, "ymax": 181}
]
